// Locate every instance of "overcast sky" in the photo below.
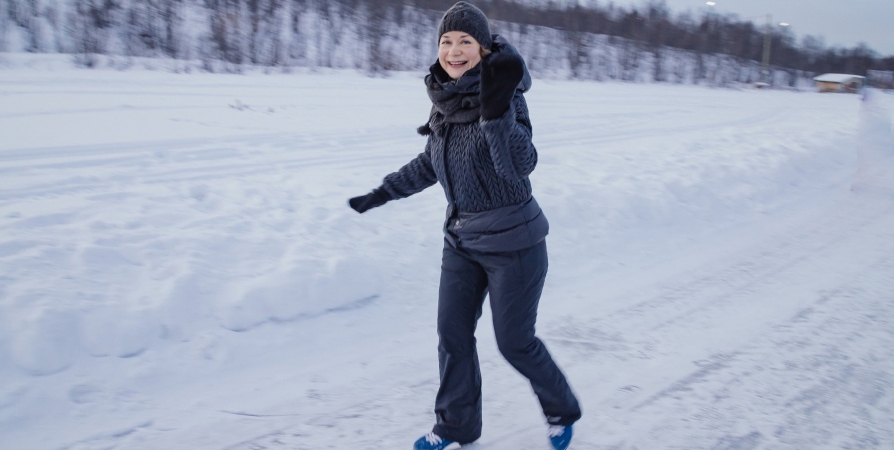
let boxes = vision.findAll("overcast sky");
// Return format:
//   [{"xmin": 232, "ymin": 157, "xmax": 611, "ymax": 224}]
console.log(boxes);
[{"xmin": 611, "ymin": 0, "xmax": 894, "ymax": 56}]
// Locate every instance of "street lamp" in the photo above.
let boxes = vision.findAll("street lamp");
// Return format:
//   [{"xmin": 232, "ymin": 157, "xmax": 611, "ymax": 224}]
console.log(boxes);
[
  {"xmin": 761, "ymin": 15, "xmax": 791, "ymax": 84},
  {"xmin": 707, "ymin": 3, "xmax": 789, "ymax": 85}
]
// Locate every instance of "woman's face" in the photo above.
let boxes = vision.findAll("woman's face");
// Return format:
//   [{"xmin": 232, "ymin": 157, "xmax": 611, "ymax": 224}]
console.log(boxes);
[{"xmin": 438, "ymin": 31, "xmax": 483, "ymax": 80}]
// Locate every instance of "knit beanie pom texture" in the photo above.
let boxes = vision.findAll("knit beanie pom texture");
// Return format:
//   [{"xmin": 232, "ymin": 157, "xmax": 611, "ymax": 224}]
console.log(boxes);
[{"xmin": 438, "ymin": 1, "xmax": 493, "ymax": 50}]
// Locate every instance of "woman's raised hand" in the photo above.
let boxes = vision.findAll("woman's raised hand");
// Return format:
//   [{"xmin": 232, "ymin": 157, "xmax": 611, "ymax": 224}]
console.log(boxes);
[{"xmin": 479, "ymin": 47, "xmax": 525, "ymax": 120}]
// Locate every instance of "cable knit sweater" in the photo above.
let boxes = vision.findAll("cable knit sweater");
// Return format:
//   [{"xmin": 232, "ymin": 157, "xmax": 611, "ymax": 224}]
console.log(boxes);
[{"xmin": 381, "ymin": 92, "xmax": 537, "ymax": 214}]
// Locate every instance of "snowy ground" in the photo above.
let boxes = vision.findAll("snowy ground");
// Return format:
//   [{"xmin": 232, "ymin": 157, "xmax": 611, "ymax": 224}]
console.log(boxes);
[{"xmin": 1, "ymin": 53, "xmax": 894, "ymax": 450}]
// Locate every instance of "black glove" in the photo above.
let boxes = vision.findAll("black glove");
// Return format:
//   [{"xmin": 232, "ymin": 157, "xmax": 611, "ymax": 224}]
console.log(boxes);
[
  {"xmin": 479, "ymin": 49, "xmax": 525, "ymax": 120},
  {"xmin": 348, "ymin": 187, "xmax": 390, "ymax": 213}
]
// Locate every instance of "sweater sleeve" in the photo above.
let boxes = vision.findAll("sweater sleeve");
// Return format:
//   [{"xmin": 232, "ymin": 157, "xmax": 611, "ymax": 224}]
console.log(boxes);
[
  {"xmin": 381, "ymin": 138, "xmax": 438, "ymax": 200},
  {"xmin": 480, "ymin": 93, "xmax": 537, "ymax": 181}
]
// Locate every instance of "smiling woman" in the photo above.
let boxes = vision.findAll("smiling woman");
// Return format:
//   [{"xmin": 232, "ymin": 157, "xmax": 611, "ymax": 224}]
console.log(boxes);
[{"xmin": 346, "ymin": 2, "xmax": 581, "ymax": 450}]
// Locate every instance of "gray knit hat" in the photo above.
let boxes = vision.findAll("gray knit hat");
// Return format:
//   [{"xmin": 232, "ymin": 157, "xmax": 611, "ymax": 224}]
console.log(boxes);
[{"xmin": 438, "ymin": 2, "xmax": 493, "ymax": 51}]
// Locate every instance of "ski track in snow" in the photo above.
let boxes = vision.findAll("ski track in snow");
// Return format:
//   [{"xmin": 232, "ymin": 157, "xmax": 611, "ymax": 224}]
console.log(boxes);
[{"xmin": 1, "ymin": 58, "xmax": 894, "ymax": 449}]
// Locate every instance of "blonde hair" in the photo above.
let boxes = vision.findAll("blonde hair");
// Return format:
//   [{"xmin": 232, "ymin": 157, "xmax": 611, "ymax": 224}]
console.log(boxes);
[{"xmin": 480, "ymin": 47, "xmax": 492, "ymax": 57}]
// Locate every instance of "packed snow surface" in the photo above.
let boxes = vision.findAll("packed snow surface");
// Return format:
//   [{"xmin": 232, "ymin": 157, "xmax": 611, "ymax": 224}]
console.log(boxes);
[{"xmin": 1, "ymin": 54, "xmax": 894, "ymax": 449}]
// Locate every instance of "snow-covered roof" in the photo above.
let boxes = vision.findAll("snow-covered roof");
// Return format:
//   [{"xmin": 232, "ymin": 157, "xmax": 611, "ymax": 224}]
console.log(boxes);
[{"xmin": 813, "ymin": 73, "xmax": 865, "ymax": 83}]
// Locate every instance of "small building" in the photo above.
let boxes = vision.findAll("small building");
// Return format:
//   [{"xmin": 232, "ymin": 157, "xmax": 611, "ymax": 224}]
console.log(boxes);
[{"xmin": 813, "ymin": 73, "xmax": 865, "ymax": 93}]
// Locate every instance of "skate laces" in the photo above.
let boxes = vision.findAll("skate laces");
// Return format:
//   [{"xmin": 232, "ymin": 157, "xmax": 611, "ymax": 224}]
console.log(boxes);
[
  {"xmin": 548, "ymin": 425, "xmax": 566, "ymax": 438},
  {"xmin": 424, "ymin": 432, "xmax": 443, "ymax": 444}
]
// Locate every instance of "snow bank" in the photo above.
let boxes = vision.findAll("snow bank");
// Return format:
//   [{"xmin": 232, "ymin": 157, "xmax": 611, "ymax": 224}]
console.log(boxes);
[{"xmin": 219, "ymin": 259, "xmax": 382, "ymax": 332}]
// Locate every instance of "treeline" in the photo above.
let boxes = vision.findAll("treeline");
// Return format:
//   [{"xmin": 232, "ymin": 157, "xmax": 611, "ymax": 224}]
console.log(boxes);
[
  {"xmin": 1, "ymin": 0, "xmax": 891, "ymax": 82},
  {"xmin": 414, "ymin": 0, "xmax": 893, "ymax": 76}
]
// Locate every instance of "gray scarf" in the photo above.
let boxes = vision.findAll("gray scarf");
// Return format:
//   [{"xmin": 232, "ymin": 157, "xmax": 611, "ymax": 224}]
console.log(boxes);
[{"xmin": 418, "ymin": 63, "xmax": 481, "ymax": 136}]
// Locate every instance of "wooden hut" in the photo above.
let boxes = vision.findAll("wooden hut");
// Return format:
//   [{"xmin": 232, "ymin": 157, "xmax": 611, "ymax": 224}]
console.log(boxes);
[{"xmin": 813, "ymin": 73, "xmax": 866, "ymax": 93}]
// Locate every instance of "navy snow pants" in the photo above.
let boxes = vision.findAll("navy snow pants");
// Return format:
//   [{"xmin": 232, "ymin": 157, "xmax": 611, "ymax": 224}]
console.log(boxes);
[{"xmin": 431, "ymin": 240, "xmax": 581, "ymax": 444}]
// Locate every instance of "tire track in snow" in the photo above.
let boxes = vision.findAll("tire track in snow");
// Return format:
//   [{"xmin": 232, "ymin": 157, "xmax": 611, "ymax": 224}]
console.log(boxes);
[
  {"xmin": 0, "ymin": 129, "xmax": 425, "ymax": 201},
  {"xmin": 533, "ymin": 103, "xmax": 790, "ymax": 149},
  {"xmin": 0, "ymin": 127, "xmax": 413, "ymax": 163},
  {"xmin": 554, "ymin": 196, "xmax": 894, "ymax": 341},
  {"xmin": 613, "ymin": 254, "xmax": 894, "ymax": 449},
  {"xmin": 543, "ymin": 194, "xmax": 894, "ymax": 448},
  {"xmin": 0, "ymin": 149, "xmax": 411, "ymax": 201}
]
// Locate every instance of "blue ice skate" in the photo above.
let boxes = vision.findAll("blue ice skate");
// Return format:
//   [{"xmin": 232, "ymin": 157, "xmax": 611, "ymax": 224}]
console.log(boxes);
[
  {"xmin": 413, "ymin": 432, "xmax": 454, "ymax": 450},
  {"xmin": 548, "ymin": 425, "xmax": 573, "ymax": 450}
]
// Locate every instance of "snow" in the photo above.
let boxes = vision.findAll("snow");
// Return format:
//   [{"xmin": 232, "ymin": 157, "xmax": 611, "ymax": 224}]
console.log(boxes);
[
  {"xmin": 813, "ymin": 73, "xmax": 865, "ymax": 83},
  {"xmin": 1, "ymin": 52, "xmax": 894, "ymax": 449}
]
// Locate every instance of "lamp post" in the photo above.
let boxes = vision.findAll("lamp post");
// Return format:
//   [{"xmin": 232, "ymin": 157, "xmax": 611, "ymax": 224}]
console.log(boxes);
[
  {"xmin": 761, "ymin": 14, "xmax": 772, "ymax": 84},
  {"xmin": 703, "ymin": 3, "xmax": 789, "ymax": 86},
  {"xmin": 761, "ymin": 15, "xmax": 790, "ymax": 84}
]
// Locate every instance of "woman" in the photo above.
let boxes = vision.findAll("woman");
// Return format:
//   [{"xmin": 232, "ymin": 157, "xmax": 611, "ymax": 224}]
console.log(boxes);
[{"xmin": 348, "ymin": 3, "xmax": 581, "ymax": 449}]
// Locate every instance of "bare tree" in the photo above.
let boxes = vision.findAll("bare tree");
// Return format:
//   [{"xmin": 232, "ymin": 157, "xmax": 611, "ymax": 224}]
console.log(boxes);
[{"xmin": 69, "ymin": 0, "xmax": 121, "ymax": 66}]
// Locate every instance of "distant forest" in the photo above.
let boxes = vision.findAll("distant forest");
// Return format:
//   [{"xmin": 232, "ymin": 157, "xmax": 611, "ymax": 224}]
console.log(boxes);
[
  {"xmin": 2, "ymin": 0, "xmax": 892, "ymax": 83},
  {"xmin": 473, "ymin": 0, "xmax": 894, "ymax": 75}
]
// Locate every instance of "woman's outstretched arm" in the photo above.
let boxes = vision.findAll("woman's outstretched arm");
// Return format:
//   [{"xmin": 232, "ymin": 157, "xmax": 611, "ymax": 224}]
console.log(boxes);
[
  {"xmin": 381, "ymin": 139, "xmax": 439, "ymax": 200},
  {"xmin": 349, "ymin": 140, "xmax": 438, "ymax": 213}
]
